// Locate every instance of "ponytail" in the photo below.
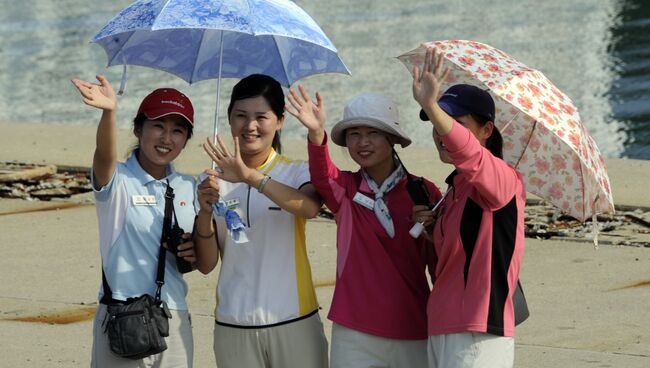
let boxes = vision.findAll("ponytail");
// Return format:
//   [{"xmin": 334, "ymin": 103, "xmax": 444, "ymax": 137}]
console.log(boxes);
[{"xmin": 471, "ymin": 113, "xmax": 503, "ymax": 159}]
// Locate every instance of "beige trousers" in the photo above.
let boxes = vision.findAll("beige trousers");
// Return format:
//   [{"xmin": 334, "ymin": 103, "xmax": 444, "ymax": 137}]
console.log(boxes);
[
  {"xmin": 213, "ymin": 312, "xmax": 328, "ymax": 368},
  {"xmin": 427, "ymin": 332, "xmax": 514, "ymax": 368},
  {"xmin": 91, "ymin": 304, "xmax": 194, "ymax": 368},
  {"xmin": 330, "ymin": 323, "xmax": 428, "ymax": 368}
]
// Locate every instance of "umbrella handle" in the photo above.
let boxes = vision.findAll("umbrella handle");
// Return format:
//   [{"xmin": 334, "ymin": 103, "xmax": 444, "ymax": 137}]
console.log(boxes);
[
  {"xmin": 409, "ymin": 222, "xmax": 425, "ymax": 238},
  {"xmin": 118, "ymin": 64, "xmax": 127, "ymax": 96}
]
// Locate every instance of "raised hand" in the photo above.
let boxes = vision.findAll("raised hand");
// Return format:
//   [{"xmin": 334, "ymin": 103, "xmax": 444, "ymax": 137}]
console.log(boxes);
[
  {"xmin": 71, "ymin": 75, "xmax": 117, "ymax": 112},
  {"xmin": 203, "ymin": 135, "xmax": 255, "ymax": 185},
  {"xmin": 412, "ymin": 48, "xmax": 449, "ymax": 112},
  {"xmin": 286, "ymin": 85, "xmax": 326, "ymax": 145}
]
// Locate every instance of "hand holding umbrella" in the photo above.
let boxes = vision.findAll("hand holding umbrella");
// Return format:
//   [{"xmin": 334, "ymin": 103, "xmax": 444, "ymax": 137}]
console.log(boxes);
[
  {"xmin": 197, "ymin": 169, "xmax": 221, "ymax": 213},
  {"xmin": 410, "ymin": 205, "xmax": 434, "ymax": 242},
  {"xmin": 203, "ymin": 135, "xmax": 253, "ymax": 184},
  {"xmin": 202, "ymin": 139, "xmax": 250, "ymax": 244}
]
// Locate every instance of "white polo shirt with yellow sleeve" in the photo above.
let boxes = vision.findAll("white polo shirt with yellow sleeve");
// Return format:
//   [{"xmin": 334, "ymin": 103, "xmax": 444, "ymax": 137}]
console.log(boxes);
[{"xmin": 214, "ymin": 149, "xmax": 319, "ymax": 327}]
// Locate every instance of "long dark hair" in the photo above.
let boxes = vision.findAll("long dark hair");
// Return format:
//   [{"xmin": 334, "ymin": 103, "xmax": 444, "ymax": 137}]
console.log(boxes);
[
  {"xmin": 227, "ymin": 74, "xmax": 285, "ymax": 154},
  {"xmin": 471, "ymin": 113, "xmax": 503, "ymax": 159}
]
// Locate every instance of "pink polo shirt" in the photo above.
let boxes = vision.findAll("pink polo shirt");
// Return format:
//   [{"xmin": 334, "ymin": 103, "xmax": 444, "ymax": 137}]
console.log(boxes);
[{"xmin": 308, "ymin": 136, "xmax": 442, "ymax": 339}]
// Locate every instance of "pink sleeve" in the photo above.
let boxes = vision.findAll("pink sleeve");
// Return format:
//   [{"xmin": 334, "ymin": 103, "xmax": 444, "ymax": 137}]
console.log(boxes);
[
  {"xmin": 307, "ymin": 134, "xmax": 349, "ymax": 214},
  {"xmin": 441, "ymin": 121, "xmax": 521, "ymax": 210}
]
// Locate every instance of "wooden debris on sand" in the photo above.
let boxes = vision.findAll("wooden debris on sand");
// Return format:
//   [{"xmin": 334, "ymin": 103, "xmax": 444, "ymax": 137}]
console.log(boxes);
[
  {"xmin": 320, "ymin": 198, "xmax": 650, "ymax": 247},
  {"xmin": 524, "ymin": 199, "xmax": 650, "ymax": 247},
  {"xmin": 0, "ymin": 162, "xmax": 92, "ymax": 200}
]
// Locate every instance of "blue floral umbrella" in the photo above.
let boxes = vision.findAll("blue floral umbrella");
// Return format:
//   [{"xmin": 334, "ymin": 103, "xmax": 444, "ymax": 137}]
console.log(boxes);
[
  {"xmin": 92, "ymin": 0, "xmax": 350, "ymax": 243},
  {"xmin": 91, "ymin": 0, "xmax": 350, "ymax": 137}
]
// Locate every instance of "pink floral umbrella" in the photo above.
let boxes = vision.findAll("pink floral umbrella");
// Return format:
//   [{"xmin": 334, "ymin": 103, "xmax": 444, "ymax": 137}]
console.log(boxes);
[{"xmin": 398, "ymin": 40, "xmax": 614, "ymax": 222}]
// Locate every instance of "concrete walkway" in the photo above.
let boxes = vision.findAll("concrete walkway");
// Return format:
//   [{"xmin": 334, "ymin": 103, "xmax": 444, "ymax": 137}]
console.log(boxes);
[{"xmin": 1, "ymin": 121, "xmax": 649, "ymax": 367}]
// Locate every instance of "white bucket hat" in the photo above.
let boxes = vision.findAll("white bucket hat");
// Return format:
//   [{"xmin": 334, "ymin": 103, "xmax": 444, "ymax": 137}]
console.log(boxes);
[{"xmin": 330, "ymin": 93, "xmax": 412, "ymax": 147}]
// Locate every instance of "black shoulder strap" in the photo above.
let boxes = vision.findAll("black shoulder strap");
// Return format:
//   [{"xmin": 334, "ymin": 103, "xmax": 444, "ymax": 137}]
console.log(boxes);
[
  {"xmin": 100, "ymin": 182, "xmax": 174, "ymax": 304},
  {"xmin": 100, "ymin": 271, "xmax": 113, "ymax": 304},
  {"xmin": 155, "ymin": 182, "xmax": 174, "ymax": 301}
]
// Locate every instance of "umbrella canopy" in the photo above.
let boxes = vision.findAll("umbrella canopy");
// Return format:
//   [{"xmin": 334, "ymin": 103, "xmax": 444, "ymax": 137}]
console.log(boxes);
[
  {"xmin": 398, "ymin": 40, "xmax": 613, "ymax": 222},
  {"xmin": 92, "ymin": 0, "xmax": 350, "ymax": 87}
]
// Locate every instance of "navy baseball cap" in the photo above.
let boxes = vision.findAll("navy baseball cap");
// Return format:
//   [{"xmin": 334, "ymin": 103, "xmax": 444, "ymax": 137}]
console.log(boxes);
[{"xmin": 419, "ymin": 84, "xmax": 495, "ymax": 122}]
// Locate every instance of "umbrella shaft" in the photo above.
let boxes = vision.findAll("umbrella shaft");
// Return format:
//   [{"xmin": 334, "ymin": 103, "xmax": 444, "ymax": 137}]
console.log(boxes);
[{"xmin": 212, "ymin": 31, "xmax": 225, "ymax": 170}]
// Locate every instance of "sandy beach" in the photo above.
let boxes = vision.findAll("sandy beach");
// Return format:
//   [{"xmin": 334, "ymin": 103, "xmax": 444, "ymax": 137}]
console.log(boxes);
[{"xmin": 1, "ymin": 120, "xmax": 649, "ymax": 367}]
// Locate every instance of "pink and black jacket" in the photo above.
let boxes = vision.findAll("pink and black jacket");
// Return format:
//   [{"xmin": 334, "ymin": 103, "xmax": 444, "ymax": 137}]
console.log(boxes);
[{"xmin": 428, "ymin": 121, "xmax": 526, "ymax": 338}]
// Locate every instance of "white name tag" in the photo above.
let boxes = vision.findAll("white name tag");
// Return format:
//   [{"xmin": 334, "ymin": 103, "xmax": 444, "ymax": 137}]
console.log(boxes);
[
  {"xmin": 353, "ymin": 192, "xmax": 375, "ymax": 210},
  {"xmin": 132, "ymin": 195, "xmax": 157, "ymax": 206},
  {"xmin": 225, "ymin": 199, "xmax": 240, "ymax": 210}
]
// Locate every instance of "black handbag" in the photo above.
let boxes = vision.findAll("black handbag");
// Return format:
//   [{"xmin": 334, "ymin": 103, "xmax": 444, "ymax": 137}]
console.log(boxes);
[
  {"xmin": 101, "ymin": 183, "xmax": 178, "ymax": 360},
  {"xmin": 513, "ymin": 279, "xmax": 530, "ymax": 326},
  {"xmin": 104, "ymin": 293, "xmax": 172, "ymax": 359}
]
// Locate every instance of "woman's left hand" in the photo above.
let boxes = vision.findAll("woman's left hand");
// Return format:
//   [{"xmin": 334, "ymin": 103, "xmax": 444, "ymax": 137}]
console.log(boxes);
[
  {"xmin": 203, "ymin": 135, "xmax": 257, "ymax": 184},
  {"xmin": 412, "ymin": 205, "xmax": 434, "ymax": 241}
]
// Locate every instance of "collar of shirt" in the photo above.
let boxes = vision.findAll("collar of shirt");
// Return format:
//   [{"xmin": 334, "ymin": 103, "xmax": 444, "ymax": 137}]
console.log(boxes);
[{"xmin": 125, "ymin": 153, "xmax": 178, "ymax": 186}]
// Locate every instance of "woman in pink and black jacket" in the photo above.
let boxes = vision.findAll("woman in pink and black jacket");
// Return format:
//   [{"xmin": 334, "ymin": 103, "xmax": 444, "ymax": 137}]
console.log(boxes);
[{"xmin": 411, "ymin": 49, "xmax": 526, "ymax": 368}]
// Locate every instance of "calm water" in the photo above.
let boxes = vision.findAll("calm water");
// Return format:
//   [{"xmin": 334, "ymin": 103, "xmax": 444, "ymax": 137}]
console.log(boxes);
[{"xmin": 0, "ymin": 0, "xmax": 648, "ymax": 159}]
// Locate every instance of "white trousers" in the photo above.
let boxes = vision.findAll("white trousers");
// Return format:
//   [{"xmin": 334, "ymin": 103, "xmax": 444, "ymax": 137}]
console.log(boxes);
[
  {"xmin": 330, "ymin": 323, "xmax": 428, "ymax": 368},
  {"xmin": 91, "ymin": 304, "xmax": 193, "ymax": 368},
  {"xmin": 427, "ymin": 332, "xmax": 514, "ymax": 368}
]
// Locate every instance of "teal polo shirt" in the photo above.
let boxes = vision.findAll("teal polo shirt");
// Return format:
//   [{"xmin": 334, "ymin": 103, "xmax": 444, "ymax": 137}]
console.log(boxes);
[{"xmin": 93, "ymin": 154, "xmax": 197, "ymax": 310}]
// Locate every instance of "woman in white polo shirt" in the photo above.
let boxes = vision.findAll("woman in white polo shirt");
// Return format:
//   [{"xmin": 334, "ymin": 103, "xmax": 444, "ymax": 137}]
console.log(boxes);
[
  {"xmin": 72, "ymin": 75, "xmax": 198, "ymax": 367},
  {"xmin": 194, "ymin": 74, "xmax": 328, "ymax": 368}
]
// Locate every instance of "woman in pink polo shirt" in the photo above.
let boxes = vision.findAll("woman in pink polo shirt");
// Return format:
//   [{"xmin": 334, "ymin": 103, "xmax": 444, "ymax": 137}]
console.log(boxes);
[
  {"xmin": 287, "ymin": 86, "xmax": 442, "ymax": 368},
  {"xmin": 411, "ymin": 49, "xmax": 526, "ymax": 368}
]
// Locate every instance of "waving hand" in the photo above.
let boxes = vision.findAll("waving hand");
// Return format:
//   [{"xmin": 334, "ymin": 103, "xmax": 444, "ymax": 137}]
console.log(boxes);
[
  {"xmin": 412, "ymin": 48, "xmax": 449, "ymax": 112},
  {"xmin": 286, "ymin": 85, "xmax": 327, "ymax": 145},
  {"xmin": 412, "ymin": 48, "xmax": 455, "ymax": 135},
  {"xmin": 203, "ymin": 135, "xmax": 256, "ymax": 184},
  {"xmin": 71, "ymin": 75, "xmax": 116, "ymax": 112}
]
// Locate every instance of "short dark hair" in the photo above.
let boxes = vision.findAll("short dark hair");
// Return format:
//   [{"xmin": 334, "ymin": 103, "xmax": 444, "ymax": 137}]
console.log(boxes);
[{"xmin": 227, "ymin": 74, "xmax": 285, "ymax": 154}]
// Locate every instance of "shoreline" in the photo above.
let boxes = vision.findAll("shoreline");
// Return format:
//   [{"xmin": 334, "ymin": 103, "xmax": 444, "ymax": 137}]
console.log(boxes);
[{"xmin": 2, "ymin": 119, "xmax": 650, "ymax": 209}]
